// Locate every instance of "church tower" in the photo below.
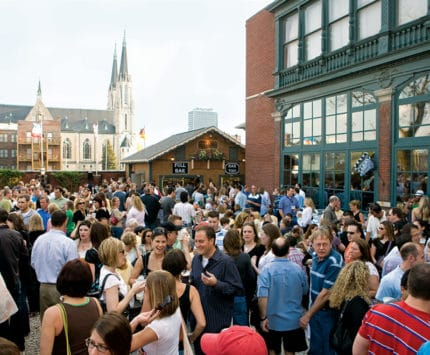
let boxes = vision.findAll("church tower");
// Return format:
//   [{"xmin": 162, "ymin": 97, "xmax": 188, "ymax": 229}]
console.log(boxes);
[{"xmin": 108, "ymin": 32, "xmax": 135, "ymax": 165}]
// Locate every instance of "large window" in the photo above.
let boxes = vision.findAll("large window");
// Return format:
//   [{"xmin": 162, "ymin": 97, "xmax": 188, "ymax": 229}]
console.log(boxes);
[
  {"xmin": 283, "ymin": 154, "xmax": 299, "ymax": 187},
  {"xmin": 302, "ymin": 152, "xmax": 322, "ymax": 208},
  {"xmin": 352, "ymin": 91, "xmax": 377, "ymax": 141},
  {"xmin": 63, "ymin": 138, "xmax": 72, "ymax": 160},
  {"xmin": 396, "ymin": 149, "xmax": 428, "ymax": 201},
  {"xmin": 350, "ymin": 150, "xmax": 375, "ymax": 209},
  {"xmin": 284, "ymin": 104, "xmax": 301, "ymax": 147},
  {"xmin": 398, "ymin": 74, "xmax": 430, "ymax": 138},
  {"xmin": 304, "ymin": 1, "xmax": 322, "ymax": 60},
  {"xmin": 284, "ymin": 12, "xmax": 299, "ymax": 68},
  {"xmin": 329, "ymin": 0, "xmax": 349, "ymax": 51},
  {"xmin": 358, "ymin": 0, "xmax": 381, "ymax": 40},
  {"xmin": 83, "ymin": 139, "xmax": 91, "ymax": 160},
  {"xmin": 303, "ymin": 99, "xmax": 322, "ymax": 145},
  {"xmin": 397, "ymin": 0, "xmax": 427, "ymax": 26},
  {"xmin": 326, "ymin": 94, "xmax": 347, "ymax": 144}
]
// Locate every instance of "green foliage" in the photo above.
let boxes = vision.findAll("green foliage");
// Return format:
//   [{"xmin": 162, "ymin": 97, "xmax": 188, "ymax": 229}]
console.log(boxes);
[
  {"xmin": 51, "ymin": 171, "xmax": 84, "ymax": 192},
  {"xmin": 0, "ymin": 169, "xmax": 24, "ymax": 187},
  {"xmin": 101, "ymin": 140, "xmax": 118, "ymax": 170}
]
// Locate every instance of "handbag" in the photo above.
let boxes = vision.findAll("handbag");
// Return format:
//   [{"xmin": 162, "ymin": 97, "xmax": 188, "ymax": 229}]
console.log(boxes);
[
  {"xmin": 57, "ymin": 303, "xmax": 72, "ymax": 355},
  {"xmin": 180, "ymin": 314, "xmax": 193, "ymax": 355},
  {"xmin": 0, "ymin": 273, "xmax": 18, "ymax": 323},
  {"xmin": 109, "ymin": 215, "xmax": 119, "ymax": 225},
  {"xmin": 330, "ymin": 300, "xmax": 353, "ymax": 354}
]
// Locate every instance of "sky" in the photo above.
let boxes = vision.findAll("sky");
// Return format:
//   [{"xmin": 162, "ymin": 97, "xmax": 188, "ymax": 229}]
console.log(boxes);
[{"xmin": 0, "ymin": 0, "xmax": 270, "ymax": 146}]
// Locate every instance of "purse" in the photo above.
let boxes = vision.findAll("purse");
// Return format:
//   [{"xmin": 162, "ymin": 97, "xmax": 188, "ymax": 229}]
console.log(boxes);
[
  {"xmin": 330, "ymin": 300, "xmax": 353, "ymax": 354},
  {"xmin": 57, "ymin": 303, "xmax": 72, "ymax": 355}
]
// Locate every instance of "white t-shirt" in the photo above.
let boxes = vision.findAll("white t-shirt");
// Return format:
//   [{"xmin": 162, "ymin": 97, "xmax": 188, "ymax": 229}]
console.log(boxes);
[
  {"xmin": 99, "ymin": 266, "xmax": 128, "ymax": 302},
  {"xmin": 143, "ymin": 307, "xmax": 182, "ymax": 355},
  {"xmin": 365, "ymin": 261, "xmax": 379, "ymax": 278},
  {"xmin": 258, "ymin": 250, "xmax": 275, "ymax": 272}
]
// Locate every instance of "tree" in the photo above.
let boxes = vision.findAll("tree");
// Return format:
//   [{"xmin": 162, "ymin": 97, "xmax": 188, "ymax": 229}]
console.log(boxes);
[{"xmin": 101, "ymin": 140, "xmax": 117, "ymax": 170}]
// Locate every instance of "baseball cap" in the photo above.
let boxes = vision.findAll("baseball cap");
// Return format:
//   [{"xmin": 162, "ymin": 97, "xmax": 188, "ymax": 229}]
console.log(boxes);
[
  {"xmin": 201, "ymin": 326, "xmax": 268, "ymax": 355},
  {"xmin": 415, "ymin": 190, "xmax": 424, "ymax": 197}
]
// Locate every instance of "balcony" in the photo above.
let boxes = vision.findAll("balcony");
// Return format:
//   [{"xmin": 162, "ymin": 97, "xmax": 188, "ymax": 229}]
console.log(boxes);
[{"xmin": 275, "ymin": 19, "xmax": 430, "ymax": 90}]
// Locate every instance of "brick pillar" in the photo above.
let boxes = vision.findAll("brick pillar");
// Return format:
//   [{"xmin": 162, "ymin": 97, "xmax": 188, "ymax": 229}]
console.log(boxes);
[{"xmin": 374, "ymin": 88, "xmax": 392, "ymax": 205}]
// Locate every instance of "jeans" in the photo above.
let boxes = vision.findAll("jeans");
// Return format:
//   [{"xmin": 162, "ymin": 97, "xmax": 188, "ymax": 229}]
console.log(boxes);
[
  {"xmin": 233, "ymin": 296, "xmax": 249, "ymax": 326},
  {"xmin": 308, "ymin": 309, "xmax": 336, "ymax": 355}
]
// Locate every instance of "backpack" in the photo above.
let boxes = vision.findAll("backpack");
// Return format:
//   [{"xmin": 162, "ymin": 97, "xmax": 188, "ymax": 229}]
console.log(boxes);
[{"xmin": 87, "ymin": 273, "xmax": 120, "ymax": 312}]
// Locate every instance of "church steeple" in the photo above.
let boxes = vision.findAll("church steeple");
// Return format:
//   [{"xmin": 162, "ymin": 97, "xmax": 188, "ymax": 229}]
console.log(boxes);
[
  {"xmin": 110, "ymin": 44, "xmax": 118, "ymax": 90},
  {"xmin": 119, "ymin": 31, "xmax": 128, "ymax": 81},
  {"xmin": 37, "ymin": 80, "xmax": 42, "ymax": 100}
]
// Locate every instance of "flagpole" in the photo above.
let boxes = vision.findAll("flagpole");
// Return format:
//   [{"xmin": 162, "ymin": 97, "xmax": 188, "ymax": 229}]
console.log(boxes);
[{"xmin": 40, "ymin": 120, "xmax": 45, "ymax": 175}]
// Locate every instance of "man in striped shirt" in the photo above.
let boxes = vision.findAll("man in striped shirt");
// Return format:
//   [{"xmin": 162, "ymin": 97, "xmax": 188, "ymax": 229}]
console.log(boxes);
[
  {"xmin": 299, "ymin": 227, "xmax": 344, "ymax": 355},
  {"xmin": 353, "ymin": 263, "xmax": 430, "ymax": 354}
]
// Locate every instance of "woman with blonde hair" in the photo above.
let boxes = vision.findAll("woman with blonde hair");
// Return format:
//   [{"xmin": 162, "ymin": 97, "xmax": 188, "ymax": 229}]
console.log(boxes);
[
  {"xmin": 126, "ymin": 195, "xmax": 146, "ymax": 227},
  {"xmin": 298, "ymin": 197, "xmax": 316, "ymax": 230},
  {"xmin": 349, "ymin": 199, "xmax": 365, "ymax": 225},
  {"xmin": 412, "ymin": 195, "xmax": 430, "ymax": 222},
  {"xmin": 130, "ymin": 270, "xmax": 182, "ymax": 354},
  {"xmin": 46, "ymin": 203, "xmax": 60, "ymax": 231},
  {"xmin": 28, "ymin": 213, "xmax": 45, "ymax": 245},
  {"xmin": 329, "ymin": 261, "xmax": 371, "ymax": 355},
  {"xmin": 98, "ymin": 237, "xmax": 145, "ymax": 314}
]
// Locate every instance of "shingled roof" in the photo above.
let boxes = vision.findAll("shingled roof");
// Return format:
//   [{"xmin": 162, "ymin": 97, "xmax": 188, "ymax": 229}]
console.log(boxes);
[
  {"xmin": 0, "ymin": 104, "xmax": 114, "ymax": 133},
  {"xmin": 122, "ymin": 126, "xmax": 244, "ymax": 163}
]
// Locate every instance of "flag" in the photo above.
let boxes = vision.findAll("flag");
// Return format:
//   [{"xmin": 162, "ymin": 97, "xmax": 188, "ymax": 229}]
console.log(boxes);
[
  {"xmin": 31, "ymin": 123, "xmax": 42, "ymax": 138},
  {"xmin": 139, "ymin": 128, "xmax": 146, "ymax": 140}
]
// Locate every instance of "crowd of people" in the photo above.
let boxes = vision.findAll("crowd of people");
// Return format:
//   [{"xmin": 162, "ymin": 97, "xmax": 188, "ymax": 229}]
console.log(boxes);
[{"xmin": 0, "ymin": 177, "xmax": 429, "ymax": 354}]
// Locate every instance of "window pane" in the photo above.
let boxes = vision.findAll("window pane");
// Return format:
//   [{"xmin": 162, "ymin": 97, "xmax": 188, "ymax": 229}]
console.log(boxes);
[
  {"xmin": 352, "ymin": 132, "xmax": 363, "ymax": 141},
  {"xmin": 363, "ymin": 110, "xmax": 376, "ymax": 131},
  {"xmin": 359, "ymin": 1, "xmax": 381, "ymax": 39},
  {"xmin": 306, "ymin": 30, "xmax": 322, "ymax": 60},
  {"xmin": 326, "ymin": 96, "xmax": 336, "ymax": 115},
  {"xmin": 330, "ymin": 18, "xmax": 349, "ymax": 51},
  {"xmin": 337, "ymin": 114, "xmax": 347, "ymax": 133},
  {"xmin": 358, "ymin": 0, "xmax": 375, "ymax": 7},
  {"xmin": 304, "ymin": 102, "xmax": 312, "ymax": 119},
  {"xmin": 314, "ymin": 118, "xmax": 322, "ymax": 136},
  {"xmin": 285, "ymin": 13, "xmax": 299, "ymax": 42},
  {"xmin": 304, "ymin": 120, "xmax": 312, "ymax": 135},
  {"xmin": 326, "ymin": 117, "xmax": 335, "ymax": 134},
  {"xmin": 396, "ymin": 149, "xmax": 428, "ymax": 200},
  {"xmin": 398, "ymin": 0, "xmax": 427, "ymax": 25},
  {"xmin": 329, "ymin": 0, "xmax": 349, "ymax": 21},
  {"xmin": 352, "ymin": 112, "xmax": 364, "ymax": 131},
  {"xmin": 399, "ymin": 75, "xmax": 430, "ymax": 98},
  {"xmin": 285, "ymin": 41, "xmax": 299, "ymax": 67},
  {"xmin": 399, "ymin": 102, "xmax": 430, "ymax": 138},
  {"xmin": 305, "ymin": 1, "xmax": 321, "ymax": 34}
]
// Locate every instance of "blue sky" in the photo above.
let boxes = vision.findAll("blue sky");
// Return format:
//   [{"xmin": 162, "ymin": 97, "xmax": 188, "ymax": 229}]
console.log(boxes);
[{"xmin": 0, "ymin": 0, "xmax": 269, "ymax": 144}]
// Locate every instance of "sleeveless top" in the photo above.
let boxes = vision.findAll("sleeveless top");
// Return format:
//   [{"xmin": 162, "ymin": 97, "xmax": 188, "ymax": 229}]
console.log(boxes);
[
  {"xmin": 52, "ymin": 298, "xmax": 100, "ymax": 355},
  {"xmin": 179, "ymin": 283, "xmax": 191, "ymax": 321}
]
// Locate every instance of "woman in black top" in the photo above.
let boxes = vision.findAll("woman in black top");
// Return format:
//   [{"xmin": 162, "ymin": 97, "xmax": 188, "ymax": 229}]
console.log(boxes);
[
  {"xmin": 162, "ymin": 249, "xmax": 206, "ymax": 347},
  {"xmin": 224, "ymin": 229, "xmax": 256, "ymax": 326},
  {"xmin": 329, "ymin": 261, "xmax": 371, "ymax": 355}
]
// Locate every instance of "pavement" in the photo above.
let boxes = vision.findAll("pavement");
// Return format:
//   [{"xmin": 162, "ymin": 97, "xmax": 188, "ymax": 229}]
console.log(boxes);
[{"xmin": 24, "ymin": 313, "xmax": 40, "ymax": 354}]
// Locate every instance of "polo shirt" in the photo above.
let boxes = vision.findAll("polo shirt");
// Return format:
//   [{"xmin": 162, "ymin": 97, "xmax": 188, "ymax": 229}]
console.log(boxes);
[
  {"xmin": 375, "ymin": 265, "xmax": 404, "ymax": 302},
  {"xmin": 358, "ymin": 301, "xmax": 430, "ymax": 354},
  {"xmin": 310, "ymin": 248, "xmax": 343, "ymax": 303}
]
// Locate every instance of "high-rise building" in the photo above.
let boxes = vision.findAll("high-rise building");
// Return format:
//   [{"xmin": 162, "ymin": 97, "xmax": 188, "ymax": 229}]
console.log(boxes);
[{"xmin": 188, "ymin": 108, "xmax": 218, "ymax": 131}]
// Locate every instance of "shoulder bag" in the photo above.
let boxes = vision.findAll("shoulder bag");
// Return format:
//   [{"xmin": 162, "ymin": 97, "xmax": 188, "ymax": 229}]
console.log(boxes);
[
  {"xmin": 57, "ymin": 303, "xmax": 72, "ymax": 355},
  {"xmin": 330, "ymin": 299, "xmax": 353, "ymax": 354}
]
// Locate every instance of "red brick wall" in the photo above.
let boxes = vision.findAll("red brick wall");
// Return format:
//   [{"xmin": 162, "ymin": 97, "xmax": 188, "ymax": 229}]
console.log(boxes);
[
  {"xmin": 245, "ymin": 9, "xmax": 279, "ymax": 192},
  {"xmin": 378, "ymin": 100, "xmax": 392, "ymax": 202}
]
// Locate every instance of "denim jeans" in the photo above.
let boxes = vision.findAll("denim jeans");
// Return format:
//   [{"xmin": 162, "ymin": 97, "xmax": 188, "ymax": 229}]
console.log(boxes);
[
  {"xmin": 233, "ymin": 296, "xmax": 249, "ymax": 326},
  {"xmin": 308, "ymin": 309, "xmax": 336, "ymax": 355}
]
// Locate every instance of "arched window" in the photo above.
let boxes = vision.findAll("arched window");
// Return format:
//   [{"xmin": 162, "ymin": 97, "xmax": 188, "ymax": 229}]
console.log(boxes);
[
  {"xmin": 63, "ymin": 138, "xmax": 71, "ymax": 160},
  {"xmin": 83, "ymin": 139, "xmax": 91, "ymax": 160}
]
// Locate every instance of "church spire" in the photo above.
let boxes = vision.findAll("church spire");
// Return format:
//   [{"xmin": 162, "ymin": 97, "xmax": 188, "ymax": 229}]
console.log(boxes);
[
  {"xmin": 110, "ymin": 44, "xmax": 118, "ymax": 89},
  {"xmin": 37, "ymin": 80, "xmax": 42, "ymax": 99},
  {"xmin": 119, "ymin": 30, "xmax": 128, "ymax": 81}
]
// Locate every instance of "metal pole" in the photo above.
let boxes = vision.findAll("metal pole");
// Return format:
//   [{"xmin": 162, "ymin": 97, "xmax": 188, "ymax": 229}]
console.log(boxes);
[{"xmin": 40, "ymin": 120, "xmax": 45, "ymax": 174}]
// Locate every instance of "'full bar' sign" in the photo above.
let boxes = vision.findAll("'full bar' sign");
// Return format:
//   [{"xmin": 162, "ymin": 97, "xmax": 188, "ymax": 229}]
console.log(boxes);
[{"xmin": 172, "ymin": 162, "xmax": 188, "ymax": 174}]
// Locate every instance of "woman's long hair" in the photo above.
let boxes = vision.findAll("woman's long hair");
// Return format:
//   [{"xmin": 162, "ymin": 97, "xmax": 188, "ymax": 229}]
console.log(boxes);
[
  {"xmin": 329, "ymin": 261, "xmax": 371, "ymax": 309},
  {"xmin": 146, "ymin": 270, "xmax": 179, "ymax": 319}
]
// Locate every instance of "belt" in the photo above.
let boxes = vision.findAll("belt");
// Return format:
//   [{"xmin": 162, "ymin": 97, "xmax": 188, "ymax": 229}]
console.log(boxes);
[{"xmin": 40, "ymin": 282, "xmax": 56, "ymax": 285}]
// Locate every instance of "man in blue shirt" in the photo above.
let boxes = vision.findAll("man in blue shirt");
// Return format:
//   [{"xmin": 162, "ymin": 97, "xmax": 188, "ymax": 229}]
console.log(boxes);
[
  {"xmin": 299, "ymin": 227, "xmax": 343, "ymax": 355},
  {"xmin": 31, "ymin": 210, "xmax": 78, "ymax": 319},
  {"xmin": 279, "ymin": 187, "xmax": 298, "ymax": 220},
  {"xmin": 36, "ymin": 196, "xmax": 50, "ymax": 231},
  {"xmin": 190, "ymin": 225, "xmax": 243, "ymax": 355},
  {"xmin": 258, "ymin": 237, "xmax": 308, "ymax": 354}
]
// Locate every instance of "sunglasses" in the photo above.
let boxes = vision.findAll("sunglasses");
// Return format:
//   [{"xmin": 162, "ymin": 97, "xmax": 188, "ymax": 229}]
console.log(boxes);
[{"xmin": 346, "ymin": 231, "xmax": 356, "ymax": 235}]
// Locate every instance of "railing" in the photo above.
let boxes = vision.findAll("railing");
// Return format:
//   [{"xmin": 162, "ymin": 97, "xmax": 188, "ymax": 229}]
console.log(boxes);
[
  {"xmin": 276, "ymin": 20, "xmax": 429, "ymax": 90},
  {"xmin": 17, "ymin": 137, "xmax": 62, "ymax": 145}
]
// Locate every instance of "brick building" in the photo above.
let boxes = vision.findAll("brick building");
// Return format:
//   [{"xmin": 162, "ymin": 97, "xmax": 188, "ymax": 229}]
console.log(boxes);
[
  {"xmin": 122, "ymin": 126, "xmax": 245, "ymax": 189},
  {"xmin": 246, "ymin": 0, "xmax": 430, "ymax": 209}
]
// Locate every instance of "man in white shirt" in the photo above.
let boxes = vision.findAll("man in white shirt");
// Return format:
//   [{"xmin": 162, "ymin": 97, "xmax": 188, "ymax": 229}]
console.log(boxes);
[{"xmin": 366, "ymin": 203, "xmax": 386, "ymax": 242}]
